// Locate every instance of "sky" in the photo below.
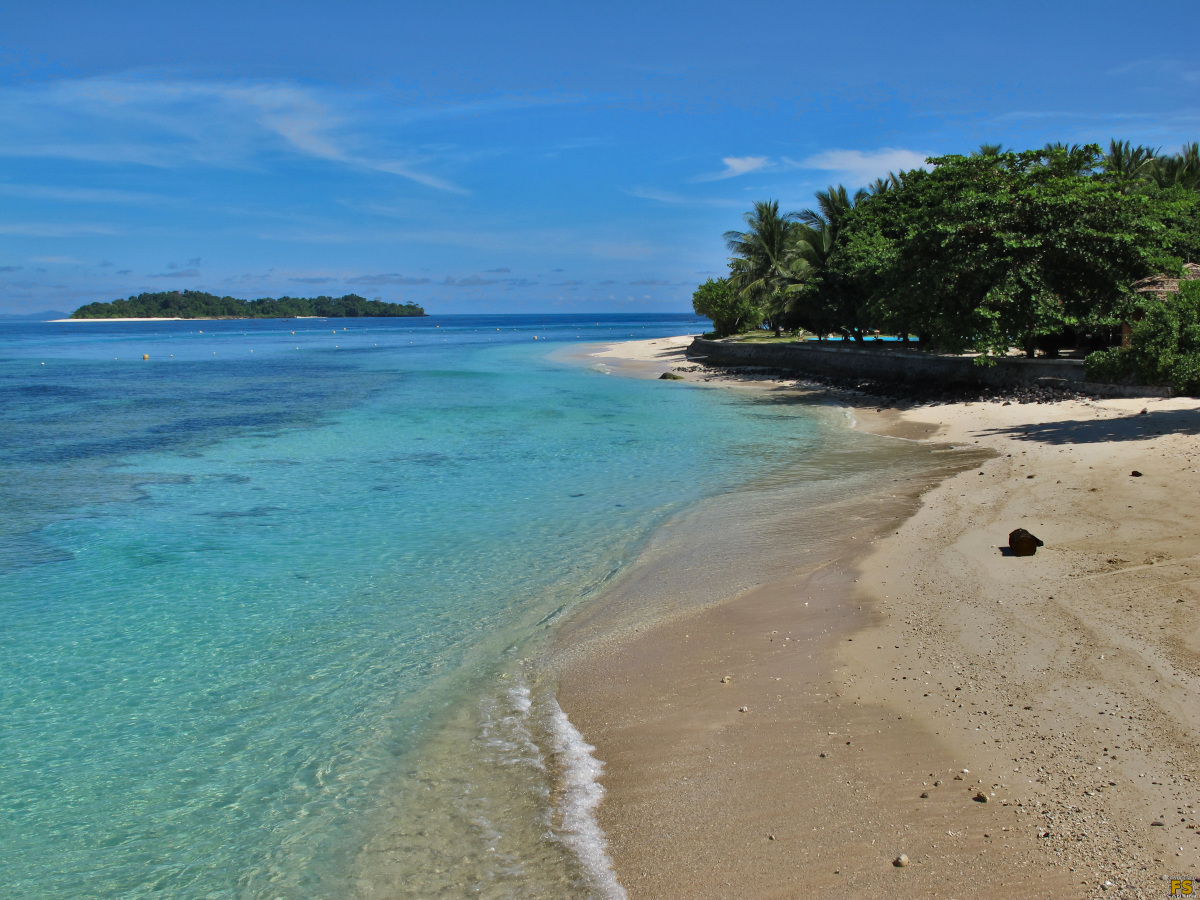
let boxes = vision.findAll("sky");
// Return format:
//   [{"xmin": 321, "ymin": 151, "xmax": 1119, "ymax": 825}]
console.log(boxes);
[{"xmin": 1, "ymin": 0, "xmax": 1198, "ymax": 315}]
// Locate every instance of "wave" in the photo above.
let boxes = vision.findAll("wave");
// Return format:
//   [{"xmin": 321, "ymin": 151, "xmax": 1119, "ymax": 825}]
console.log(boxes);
[{"xmin": 546, "ymin": 696, "xmax": 628, "ymax": 900}]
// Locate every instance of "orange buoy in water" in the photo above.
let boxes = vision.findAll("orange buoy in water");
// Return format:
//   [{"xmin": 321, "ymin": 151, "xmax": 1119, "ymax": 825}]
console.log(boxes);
[
  {"xmin": 533, "ymin": 336, "xmax": 538, "ymax": 340},
  {"xmin": 143, "ymin": 354, "xmax": 149, "ymax": 360}
]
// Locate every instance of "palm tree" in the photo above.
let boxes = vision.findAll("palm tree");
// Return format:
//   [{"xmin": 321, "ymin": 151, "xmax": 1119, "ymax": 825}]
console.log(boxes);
[
  {"xmin": 724, "ymin": 200, "xmax": 799, "ymax": 335},
  {"xmin": 1103, "ymin": 139, "xmax": 1158, "ymax": 192},
  {"xmin": 796, "ymin": 185, "xmax": 872, "ymax": 340},
  {"xmin": 1149, "ymin": 142, "xmax": 1200, "ymax": 191},
  {"xmin": 973, "ymin": 143, "xmax": 1004, "ymax": 157},
  {"xmin": 797, "ymin": 185, "xmax": 867, "ymax": 244}
]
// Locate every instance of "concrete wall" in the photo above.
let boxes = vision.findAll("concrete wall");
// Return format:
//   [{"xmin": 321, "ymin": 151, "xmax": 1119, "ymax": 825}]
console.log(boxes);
[{"xmin": 687, "ymin": 338, "xmax": 1169, "ymax": 398}]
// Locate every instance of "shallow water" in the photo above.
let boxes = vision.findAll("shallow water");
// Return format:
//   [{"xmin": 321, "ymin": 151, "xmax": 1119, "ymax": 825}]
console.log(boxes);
[{"xmin": 1, "ymin": 314, "xmax": 907, "ymax": 898}]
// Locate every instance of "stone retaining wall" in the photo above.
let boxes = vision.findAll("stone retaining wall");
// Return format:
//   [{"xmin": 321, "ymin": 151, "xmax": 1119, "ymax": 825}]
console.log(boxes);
[{"xmin": 687, "ymin": 337, "xmax": 1170, "ymax": 398}]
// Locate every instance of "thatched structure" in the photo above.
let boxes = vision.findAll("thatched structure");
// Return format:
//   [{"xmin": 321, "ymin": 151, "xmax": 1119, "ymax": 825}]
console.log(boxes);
[
  {"xmin": 1122, "ymin": 262, "xmax": 1200, "ymax": 346},
  {"xmin": 1133, "ymin": 262, "xmax": 1200, "ymax": 300}
]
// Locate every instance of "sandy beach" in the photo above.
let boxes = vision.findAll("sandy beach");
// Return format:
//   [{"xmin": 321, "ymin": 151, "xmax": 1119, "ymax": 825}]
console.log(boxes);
[{"xmin": 556, "ymin": 336, "xmax": 1200, "ymax": 899}]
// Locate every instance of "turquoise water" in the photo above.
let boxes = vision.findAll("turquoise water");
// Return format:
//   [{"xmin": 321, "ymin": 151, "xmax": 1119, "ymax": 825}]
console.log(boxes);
[{"xmin": 0, "ymin": 315, "xmax": 849, "ymax": 898}]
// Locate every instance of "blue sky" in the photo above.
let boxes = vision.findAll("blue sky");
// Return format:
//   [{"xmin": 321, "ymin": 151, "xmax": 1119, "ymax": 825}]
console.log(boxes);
[{"xmin": 1, "ymin": 0, "xmax": 1198, "ymax": 315}]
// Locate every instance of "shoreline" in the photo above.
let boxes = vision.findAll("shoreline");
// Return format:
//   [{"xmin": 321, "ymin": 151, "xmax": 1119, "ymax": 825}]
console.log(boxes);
[{"xmin": 556, "ymin": 335, "xmax": 1200, "ymax": 898}]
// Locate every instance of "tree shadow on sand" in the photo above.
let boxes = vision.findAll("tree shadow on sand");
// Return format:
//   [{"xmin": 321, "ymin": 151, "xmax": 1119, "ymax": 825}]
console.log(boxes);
[{"xmin": 979, "ymin": 406, "xmax": 1200, "ymax": 445}]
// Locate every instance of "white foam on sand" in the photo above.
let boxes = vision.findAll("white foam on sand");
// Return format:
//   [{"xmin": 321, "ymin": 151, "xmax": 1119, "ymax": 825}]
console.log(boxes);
[{"xmin": 547, "ymin": 697, "xmax": 628, "ymax": 900}]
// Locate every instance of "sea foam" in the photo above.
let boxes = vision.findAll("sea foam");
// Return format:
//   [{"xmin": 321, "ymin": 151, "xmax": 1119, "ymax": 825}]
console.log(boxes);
[{"xmin": 547, "ymin": 697, "xmax": 628, "ymax": 900}]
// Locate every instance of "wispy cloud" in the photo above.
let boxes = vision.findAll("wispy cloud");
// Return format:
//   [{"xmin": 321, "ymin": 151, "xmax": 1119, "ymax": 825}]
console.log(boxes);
[
  {"xmin": 693, "ymin": 156, "xmax": 770, "ymax": 182},
  {"xmin": 486, "ymin": 267, "xmax": 511, "ymax": 273},
  {"xmin": 149, "ymin": 268, "xmax": 200, "ymax": 278},
  {"xmin": 787, "ymin": 148, "xmax": 929, "ymax": 185},
  {"xmin": 289, "ymin": 276, "xmax": 335, "ymax": 284},
  {"xmin": 625, "ymin": 186, "xmax": 744, "ymax": 208},
  {"xmin": 1105, "ymin": 58, "xmax": 1200, "ymax": 84},
  {"xmin": 346, "ymin": 273, "xmax": 432, "ymax": 285},
  {"xmin": 0, "ymin": 76, "xmax": 468, "ymax": 192},
  {"xmin": 0, "ymin": 183, "xmax": 168, "ymax": 205},
  {"xmin": 629, "ymin": 278, "xmax": 670, "ymax": 285},
  {"xmin": 0, "ymin": 222, "xmax": 120, "ymax": 236}
]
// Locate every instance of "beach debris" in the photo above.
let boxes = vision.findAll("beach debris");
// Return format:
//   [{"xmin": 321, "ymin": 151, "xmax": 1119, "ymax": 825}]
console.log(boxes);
[
  {"xmin": 767, "ymin": 834, "xmax": 775, "ymax": 840},
  {"xmin": 953, "ymin": 774, "xmax": 964, "ymax": 781},
  {"xmin": 738, "ymin": 706, "xmax": 749, "ymax": 713},
  {"xmin": 920, "ymin": 791, "xmax": 930, "ymax": 798},
  {"xmin": 720, "ymin": 675, "xmax": 732, "ymax": 683},
  {"xmin": 973, "ymin": 791, "xmax": 989, "ymax": 803},
  {"xmin": 893, "ymin": 854, "xmax": 910, "ymax": 867},
  {"xmin": 819, "ymin": 752, "xmax": 827, "ymax": 758},
  {"xmin": 1008, "ymin": 528, "xmax": 1044, "ymax": 556},
  {"xmin": 659, "ymin": 372, "xmax": 684, "ymax": 380},
  {"xmin": 1151, "ymin": 820, "xmax": 1166, "ymax": 826},
  {"xmin": 1131, "ymin": 470, "xmax": 1143, "ymax": 477},
  {"xmin": 934, "ymin": 780, "xmax": 942, "ymax": 787}
]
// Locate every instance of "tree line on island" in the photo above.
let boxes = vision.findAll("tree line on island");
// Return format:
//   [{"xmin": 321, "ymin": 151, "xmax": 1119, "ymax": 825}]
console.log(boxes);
[
  {"xmin": 71, "ymin": 290, "xmax": 426, "ymax": 320},
  {"xmin": 692, "ymin": 140, "xmax": 1200, "ymax": 392}
]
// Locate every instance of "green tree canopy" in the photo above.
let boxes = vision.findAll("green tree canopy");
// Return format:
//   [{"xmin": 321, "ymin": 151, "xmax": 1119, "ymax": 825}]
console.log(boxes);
[
  {"xmin": 691, "ymin": 277, "xmax": 762, "ymax": 336},
  {"xmin": 829, "ymin": 145, "xmax": 1183, "ymax": 356}
]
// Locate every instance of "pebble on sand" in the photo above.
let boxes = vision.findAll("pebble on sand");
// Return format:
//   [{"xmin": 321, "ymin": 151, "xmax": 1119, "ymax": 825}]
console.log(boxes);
[{"xmin": 893, "ymin": 854, "xmax": 910, "ymax": 868}]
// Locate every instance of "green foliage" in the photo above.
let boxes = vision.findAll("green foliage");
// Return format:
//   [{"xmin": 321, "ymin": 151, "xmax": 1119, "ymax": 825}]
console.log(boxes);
[
  {"xmin": 70, "ymin": 290, "xmax": 426, "ymax": 319},
  {"xmin": 829, "ymin": 145, "xmax": 1181, "ymax": 356},
  {"xmin": 723, "ymin": 200, "xmax": 799, "ymax": 333},
  {"xmin": 1085, "ymin": 281, "xmax": 1200, "ymax": 394},
  {"xmin": 691, "ymin": 277, "xmax": 761, "ymax": 336},
  {"xmin": 709, "ymin": 136, "xmax": 1200, "ymax": 378}
]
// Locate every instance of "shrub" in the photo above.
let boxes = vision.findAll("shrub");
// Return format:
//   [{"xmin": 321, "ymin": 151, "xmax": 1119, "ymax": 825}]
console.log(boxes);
[
  {"xmin": 1085, "ymin": 280, "xmax": 1200, "ymax": 394},
  {"xmin": 691, "ymin": 278, "xmax": 762, "ymax": 337}
]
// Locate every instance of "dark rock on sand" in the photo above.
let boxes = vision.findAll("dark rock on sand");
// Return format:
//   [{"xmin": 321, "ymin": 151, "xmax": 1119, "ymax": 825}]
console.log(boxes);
[{"xmin": 1009, "ymin": 528, "xmax": 1044, "ymax": 556}]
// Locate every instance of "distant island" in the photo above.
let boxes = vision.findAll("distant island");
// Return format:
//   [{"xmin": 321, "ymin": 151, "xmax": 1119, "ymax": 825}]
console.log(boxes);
[{"xmin": 70, "ymin": 290, "xmax": 426, "ymax": 319}]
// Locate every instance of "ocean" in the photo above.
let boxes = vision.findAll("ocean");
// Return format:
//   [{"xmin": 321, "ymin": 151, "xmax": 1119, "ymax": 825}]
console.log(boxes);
[{"xmin": 0, "ymin": 314, "xmax": 935, "ymax": 898}]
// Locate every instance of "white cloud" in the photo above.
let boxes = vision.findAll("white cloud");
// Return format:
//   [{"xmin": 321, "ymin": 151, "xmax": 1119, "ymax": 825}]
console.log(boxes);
[
  {"xmin": 0, "ymin": 76, "xmax": 467, "ymax": 192},
  {"xmin": 694, "ymin": 156, "xmax": 770, "ymax": 182},
  {"xmin": 788, "ymin": 148, "xmax": 929, "ymax": 186}
]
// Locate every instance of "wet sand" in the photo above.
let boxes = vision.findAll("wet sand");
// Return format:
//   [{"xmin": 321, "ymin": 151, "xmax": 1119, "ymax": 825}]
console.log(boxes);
[{"xmin": 556, "ymin": 336, "xmax": 1200, "ymax": 899}]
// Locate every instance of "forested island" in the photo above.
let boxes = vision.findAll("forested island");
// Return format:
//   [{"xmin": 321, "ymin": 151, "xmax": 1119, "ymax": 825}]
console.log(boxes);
[
  {"xmin": 694, "ymin": 140, "xmax": 1200, "ymax": 392},
  {"xmin": 70, "ymin": 290, "xmax": 426, "ymax": 319}
]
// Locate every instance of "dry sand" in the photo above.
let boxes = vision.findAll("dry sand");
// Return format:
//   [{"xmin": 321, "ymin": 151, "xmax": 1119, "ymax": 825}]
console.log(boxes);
[{"xmin": 556, "ymin": 336, "xmax": 1200, "ymax": 899}]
